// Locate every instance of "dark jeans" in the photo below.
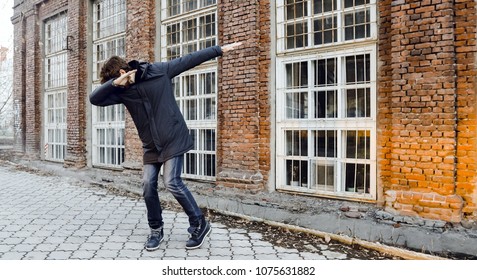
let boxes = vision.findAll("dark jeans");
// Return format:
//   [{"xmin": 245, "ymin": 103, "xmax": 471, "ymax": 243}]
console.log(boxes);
[{"xmin": 142, "ymin": 156, "xmax": 203, "ymax": 230}]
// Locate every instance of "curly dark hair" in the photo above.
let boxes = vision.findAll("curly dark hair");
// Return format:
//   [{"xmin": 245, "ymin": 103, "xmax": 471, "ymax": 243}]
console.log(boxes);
[{"xmin": 100, "ymin": 56, "xmax": 131, "ymax": 84}]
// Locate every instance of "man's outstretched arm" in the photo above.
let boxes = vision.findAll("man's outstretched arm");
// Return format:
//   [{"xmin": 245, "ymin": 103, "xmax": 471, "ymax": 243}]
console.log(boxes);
[{"xmin": 166, "ymin": 42, "xmax": 243, "ymax": 78}]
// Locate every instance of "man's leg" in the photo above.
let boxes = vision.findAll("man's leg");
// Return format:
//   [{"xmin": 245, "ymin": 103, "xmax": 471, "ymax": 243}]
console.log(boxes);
[
  {"xmin": 163, "ymin": 156, "xmax": 211, "ymax": 249},
  {"xmin": 142, "ymin": 163, "xmax": 164, "ymax": 251}
]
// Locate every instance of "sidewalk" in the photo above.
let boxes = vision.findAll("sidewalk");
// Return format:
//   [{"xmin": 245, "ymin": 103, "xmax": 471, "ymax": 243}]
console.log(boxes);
[{"xmin": 0, "ymin": 162, "xmax": 398, "ymax": 260}]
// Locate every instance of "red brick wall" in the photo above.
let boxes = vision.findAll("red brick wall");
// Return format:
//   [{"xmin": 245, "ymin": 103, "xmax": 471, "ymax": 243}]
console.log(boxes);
[
  {"xmin": 11, "ymin": 11, "xmax": 26, "ymax": 152},
  {"xmin": 63, "ymin": 0, "xmax": 87, "ymax": 167},
  {"xmin": 216, "ymin": 0, "xmax": 270, "ymax": 190},
  {"xmin": 122, "ymin": 0, "xmax": 156, "ymax": 169},
  {"xmin": 378, "ymin": 0, "xmax": 477, "ymax": 222},
  {"xmin": 258, "ymin": 0, "xmax": 271, "ymax": 188},
  {"xmin": 24, "ymin": 8, "xmax": 41, "ymax": 156},
  {"xmin": 455, "ymin": 0, "xmax": 477, "ymax": 219}
]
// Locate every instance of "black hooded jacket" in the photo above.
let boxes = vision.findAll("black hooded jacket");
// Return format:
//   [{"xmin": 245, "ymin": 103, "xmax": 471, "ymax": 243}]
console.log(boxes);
[{"xmin": 89, "ymin": 46, "xmax": 223, "ymax": 164}]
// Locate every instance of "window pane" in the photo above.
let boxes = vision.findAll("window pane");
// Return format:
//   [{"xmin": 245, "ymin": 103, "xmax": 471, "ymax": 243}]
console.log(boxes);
[
  {"xmin": 168, "ymin": 0, "xmax": 180, "ymax": 16},
  {"xmin": 345, "ymin": 9, "xmax": 370, "ymax": 40},
  {"xmin": 315, "ymin": 58, "xmax": 337, "ymax": 86},
  {"xmin": 286, "ymin": 130, "xmax": 308, "ymax": 156},
  {"xmin": 286, "ymin": 0, "xmax": 307, "ymax": 20},
  {"xmin": 286, "ymin": 159, "xmax": 308, "ymax": 186},
  {"xmin": 286, "ymin": 61, "xmax": 308, "ymax": 88},
  {"xmin": 345, "ymin": 0, "xmax": 369, "ymax": 8},
  {"xmin": 345, "ymin": 130, "xmax": 370, "ymax": 159},
  {"xmin": 346, "ymin": 88, "xmax": 370, "ymax": 117},
  {"xmin": 200, "ymin": 129, "xmax": 215, "ymax": 151},
  {"xmin": 313, "ymin": 0, "xmax": 336, "ymax": 14},
  {"xmin": 314, "ymin": 130, "xmax": 336, "ymax": 157},
  {"xmin": 314, "ymin": 16, "xmax": 337, "ymax": 45},
  {"xmin": 286, "ymin": 92, "xmax": 308, "ymax": 119},
  {"xmin": 286, "ymin": 21, "xmax": 308, "ymax": 49},
  {"xmin": 345, "ymin": 54, "xmax": 370, "ymax": 84},
  {"xmin": 345, "ymin": 163, "xmax": 370, "ymax": 193},
  {"xmin": 314, "ymin": 90, "xmax": 337, "ymax": 118},
  {"xmin": 312, "ymin": 161, "xmax": 335, "ymax": 191}
]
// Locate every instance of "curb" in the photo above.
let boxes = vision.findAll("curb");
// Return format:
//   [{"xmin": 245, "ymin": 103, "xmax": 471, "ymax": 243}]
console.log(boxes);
[{"xmin": 213, "ymin": 209, "xmax": 447, "ymax": 260}]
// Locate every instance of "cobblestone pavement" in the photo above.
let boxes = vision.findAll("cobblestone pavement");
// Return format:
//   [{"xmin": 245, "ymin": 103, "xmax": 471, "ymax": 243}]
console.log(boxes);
[{"xmin": 0, "ymin": 163, "xmax": 395, "ymax": 260}]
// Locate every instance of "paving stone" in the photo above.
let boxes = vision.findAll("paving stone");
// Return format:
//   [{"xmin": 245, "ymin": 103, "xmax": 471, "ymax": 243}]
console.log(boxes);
[
  {"xmin": 0, "ymin": 252, "xmax": 26, "ymax": 260},
  {"xmin": 94, "ymin": 250, "xmax": 119, "ymax": 259},
  {"xmin": 299, "ymin": 252, "xmax": 327, "ymax": 260},
  {"xmin": 277, "ymin": 253, "xmax": 303, "ymax": 260},
  {"xmin": 101, "ymin": 242, "xmax": 124, "ymax": 250},
  {"xmin": 13, "ymin": 244, "xmax": 37, "ymax": 252},
  {"xmin": 0, "ymin": 245, "xmax": 13, "ymax": 253},
  {"xmin": 79, "ymin": 243, "xmax": 102, "ymax": 251},
  {"xmin": 117, "ymin": 249, "xmax": 142, "ymax": 259},
  {"xmin": 253, "ymin": 246, "xmax": 277, "ymax": 255},
  {"xmin": 71, "ymin": 250, "xmax": 96, "ymax": 260},
  {"xmin": 231, "ymin": 247, "xmax": 255, "ymax": 256},
  {"xmin": 34, "ymin": 244, "xmax": 59, "ymax": 252},
  {"xmin": 47, "ymin": 251, "xmax": 72, "ymax": 260},
  {"xmin": 56, "ymin": 243, "xmax": 81, "ymax": 251},
  {"xmin": 321, "ymin": 250, "xmax": 347, "ymax": 260},
  {"xmin": 23, "ymin": 251, "xmax": 49, "ymax": 260}
]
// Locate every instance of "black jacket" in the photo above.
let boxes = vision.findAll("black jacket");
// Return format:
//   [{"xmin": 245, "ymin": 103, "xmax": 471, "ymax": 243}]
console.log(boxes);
[{"xmin": 90, "ymin": 46, "xmax": 223, "ymax": 163}]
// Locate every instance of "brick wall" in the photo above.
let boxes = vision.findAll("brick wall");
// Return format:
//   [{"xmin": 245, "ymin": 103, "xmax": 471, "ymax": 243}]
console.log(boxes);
[
  {"xmin": 24, "ymin": 7, "xmax": 41, "ymax": 156},
  {"xmin": 216, "ymin": 0, "xmax": 270, "ymax": 190},
  {"xmin": 455, "ymin": 0, "xmax": 477, "ymax": 219},
  {"xmin": 258, "ymin": 0, "xmax": 271, "ymax": 188},
  {"xmin": 11, "ymin": 9, "xmax": 25, "ymax": 152},
  {"xmin": 378, "ymin": 0, "xmax": 477, "ymax": 222},
  {"xmin": 63, "ymin": 0, "xmax": 87, "ymax": 167},
  {"xmin": 122, "ymin": 0, "xmax": 156, "ymax": 170}
]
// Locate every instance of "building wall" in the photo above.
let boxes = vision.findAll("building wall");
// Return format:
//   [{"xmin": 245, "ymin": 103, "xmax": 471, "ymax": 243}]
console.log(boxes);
[
  {"xmin": 11, "ymin": 0, "xmax": 477, "ymax": 223},
  {"xmin": 455, "ymin": 0, "xmax": 477, "ymax": 220},
  {"xmin": 378, "ymin": 0, "xmax": 477, "ymax": 222},
  {"xmin": 122, "ymin": 0, "xmax": 156, "ymax": 170},
  {"xmin": 216, "ymin": 0, "xmax": 270, "ymax": 190}
]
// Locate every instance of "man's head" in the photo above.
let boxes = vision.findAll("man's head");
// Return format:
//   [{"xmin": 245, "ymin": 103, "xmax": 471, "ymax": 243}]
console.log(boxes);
[{"xmin": 100, "ymin": 56, "xmax": 132, "ymax": 84}]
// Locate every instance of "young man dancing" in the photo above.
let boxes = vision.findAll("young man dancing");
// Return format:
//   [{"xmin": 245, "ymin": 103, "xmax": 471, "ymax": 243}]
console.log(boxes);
[{"xmin": 90, "ymin": 42, "xmax": 242, "ymax": 250}]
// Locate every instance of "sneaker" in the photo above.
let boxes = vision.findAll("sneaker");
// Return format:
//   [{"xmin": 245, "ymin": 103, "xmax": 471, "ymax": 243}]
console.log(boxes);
[
  {"xmin": 144, "ymin": 227, "xmax": 164, "ymax": 251},
  {"xmin": 186, "ymin": 219, "xmax": 212, "ymax": 250}
]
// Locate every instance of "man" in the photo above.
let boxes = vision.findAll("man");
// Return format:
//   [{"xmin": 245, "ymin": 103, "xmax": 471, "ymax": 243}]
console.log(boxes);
[{"xmin": 89, "ymin": 42, "xmax": 242, "ymax": 251}]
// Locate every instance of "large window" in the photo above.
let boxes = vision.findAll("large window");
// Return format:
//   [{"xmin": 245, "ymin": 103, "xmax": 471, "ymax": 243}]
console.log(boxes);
[
  {"xmin": 162, "ymin": 0, "xmax": 218, "ymax": 180},
  {"xmin": 91, "ymin": 0, "xmax": 126, "ymax": 167},
  {"xmin": 44, "ymin": 13, "xmax": 68, "ymax": 162},
  {"xmin": 276, "ymin": 0, "xmax": 377, "ymax": 200}
]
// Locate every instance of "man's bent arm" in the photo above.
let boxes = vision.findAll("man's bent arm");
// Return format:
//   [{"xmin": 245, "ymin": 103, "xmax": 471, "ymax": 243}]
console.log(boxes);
[{"xmin": 89, "ymin": 79, "xmax": 123, "ymax": 107}]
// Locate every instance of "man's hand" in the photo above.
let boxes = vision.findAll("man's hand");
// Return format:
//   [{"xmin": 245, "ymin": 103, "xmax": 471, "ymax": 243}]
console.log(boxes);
[
  {"xmin": 113, "ymin": 69, "xmax": 137, "ymax": 87},
  {"xmin": 221, "ymin": 42, "xmax": 243, "ymax": 53}
]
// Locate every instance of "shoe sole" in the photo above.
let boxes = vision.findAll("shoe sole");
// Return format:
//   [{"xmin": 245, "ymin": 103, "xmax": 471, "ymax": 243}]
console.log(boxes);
[
  {"xmin": 185, "ymin": 226, "xmax": 212, "ymax": 250},
  {"xmin": 144, "ymin": 236, "xmax": 164, "ymax": 251}
]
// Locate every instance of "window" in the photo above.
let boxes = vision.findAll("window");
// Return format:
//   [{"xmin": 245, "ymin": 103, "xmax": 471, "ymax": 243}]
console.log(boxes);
[
  {"xmin": 161, "ymin": 0, "xmax": 217, "ymax": 180},
  {"xmin": 44, "ymin": 13, "xmax": 68, "ymax": 162},
  {"xmin": 91, "ymin": 0, "xmax": 126, "ymax": 167},
  {"xmin": 277, "ymin": 0, "xmax": 375, "ymax": 50},
  {"xmin": 276, "ymin": 0, "xmax": 377, "ymax": 200}
]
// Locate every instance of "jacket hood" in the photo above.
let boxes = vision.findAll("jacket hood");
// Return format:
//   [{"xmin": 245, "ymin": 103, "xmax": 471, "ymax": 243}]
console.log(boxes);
[{"xmin": 128, "ymin": 60, "xmax": 164, "ymax": 82}]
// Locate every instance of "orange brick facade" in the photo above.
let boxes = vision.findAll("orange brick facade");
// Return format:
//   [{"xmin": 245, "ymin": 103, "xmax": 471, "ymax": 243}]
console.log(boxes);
[
  {"xmin": 11, "ymin": 0, "xmax": 477, "ymax": 224},
  {"xmin": 378, "ymin": 0, "xmax": 477, "ymax": 223}
]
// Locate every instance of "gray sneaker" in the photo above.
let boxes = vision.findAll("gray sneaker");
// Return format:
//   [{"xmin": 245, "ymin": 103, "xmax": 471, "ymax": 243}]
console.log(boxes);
[{"xmin": 145, "ymin": 227, "xmax": 164, "ymax": 251}]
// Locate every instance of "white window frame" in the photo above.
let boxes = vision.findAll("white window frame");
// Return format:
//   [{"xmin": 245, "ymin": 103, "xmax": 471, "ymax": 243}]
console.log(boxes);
[
  {"xmin": 276, "ymin": 0, "xmax": 377, "ymax": 200},
  {"xmin": 43, "ymin": 13, "xmax": 68, "ymax": 162},
  {"xmin": 91, "ymin": 0, "xmax": 127, "ymax": 168},
  {"xmin": 161, "ymin": 0, "xmax": 218, "ymax": 181}
]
